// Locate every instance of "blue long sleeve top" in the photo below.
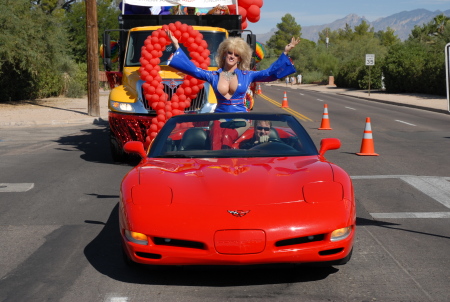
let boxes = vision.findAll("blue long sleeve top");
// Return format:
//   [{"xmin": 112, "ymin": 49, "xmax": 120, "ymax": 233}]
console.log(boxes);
[{"xmin": 168, "ymin": 48, "xmax": 296, "ymax": 113}]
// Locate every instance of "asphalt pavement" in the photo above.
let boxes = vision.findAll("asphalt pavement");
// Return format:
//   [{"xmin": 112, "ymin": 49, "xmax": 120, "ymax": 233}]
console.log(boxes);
[{"xmin": 0, "ymin": 85, "xmax": 448, "ymax": 128}]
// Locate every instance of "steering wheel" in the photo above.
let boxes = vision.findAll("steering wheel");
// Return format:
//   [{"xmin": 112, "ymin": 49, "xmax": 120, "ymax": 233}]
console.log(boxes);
[{"xmin": 249, "ymin": 141, "xmax": 297, "ymax": 152}]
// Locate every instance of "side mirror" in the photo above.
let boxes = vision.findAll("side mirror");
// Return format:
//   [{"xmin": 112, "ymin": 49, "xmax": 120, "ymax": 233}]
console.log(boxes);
[
  {"xmin": 246, "ymin": 34, "xmax": 256, "ymax": 54},
  {"xmin": 103, "ymin": 32, "xmax": 112, "ymax": 71},
  {"xmin": 319, "ymin": 138, "xmax": 341, "ymax": 158},
  {"xmin": 123, "ymin": 141, "xmax": 146, "ymax": 159}
]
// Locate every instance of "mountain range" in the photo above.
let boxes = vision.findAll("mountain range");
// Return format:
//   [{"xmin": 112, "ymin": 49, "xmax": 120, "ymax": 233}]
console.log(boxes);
[{"xmin": 256, "ymin": 9, "xmax": 450, "ymax": 43}]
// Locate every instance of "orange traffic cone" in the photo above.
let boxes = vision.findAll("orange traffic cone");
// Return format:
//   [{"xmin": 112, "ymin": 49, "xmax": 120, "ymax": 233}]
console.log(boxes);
[
  {"xmin": 356, "ymin": 117, "xmax": 379, "ymax": 156},
  {"xmin": 281, "ymin": 91, "xmax": 289, "ymax": 108},
  {"xmin": 257, "ymin": 83, "xmax": 262, "ymax": 94},
  {"xmin": 318, "ymin": 104, "xmax": 332, "ymax": 130}
]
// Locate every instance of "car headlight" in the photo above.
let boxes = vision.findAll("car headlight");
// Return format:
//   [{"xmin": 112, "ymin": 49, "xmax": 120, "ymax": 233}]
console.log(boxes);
[
  {"xmin": 111, "ymin": 101, "xmax": 134, "ymax": 112},
  {"xmin": 330, "ymin": 226, "xmax": 352, "ymax": 242},
  {"xmin": 124, "ymin": 230, "xmax": 148, "ymax": 245}
]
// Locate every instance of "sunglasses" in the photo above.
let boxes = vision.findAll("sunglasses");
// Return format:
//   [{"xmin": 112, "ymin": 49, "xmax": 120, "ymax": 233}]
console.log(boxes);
[
  {"xmin": 256, "ymin": 126, "xmax": 270, "ymax": 131},
  {"xmin": 227, "ymin": 51, "xmax": 240, "ymax": 57}
]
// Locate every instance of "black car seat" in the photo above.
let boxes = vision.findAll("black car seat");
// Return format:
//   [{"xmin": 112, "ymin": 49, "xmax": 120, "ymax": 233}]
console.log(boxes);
[{"xmin": 179, "ymin": 128, "xmax": 210, "ymax": 150}]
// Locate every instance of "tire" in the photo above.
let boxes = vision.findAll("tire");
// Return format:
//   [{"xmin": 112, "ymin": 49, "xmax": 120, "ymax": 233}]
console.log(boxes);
[{"xmin": 109, "ymin": 130, "xmax": 128, "ymax": 162}]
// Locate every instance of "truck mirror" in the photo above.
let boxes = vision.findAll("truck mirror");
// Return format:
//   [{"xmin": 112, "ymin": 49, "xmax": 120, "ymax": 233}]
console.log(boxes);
[
  {"xmin": 246, "ymin": 34, "xmax": 256, "ymax": 54},
  {"xmin": 103, "ymin": 32, "xmax": 112, "ymax": 71}
]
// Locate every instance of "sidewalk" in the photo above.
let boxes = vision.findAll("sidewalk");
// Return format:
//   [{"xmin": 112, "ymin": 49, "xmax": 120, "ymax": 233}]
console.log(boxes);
[
  {"xmin": 267, "ymin": 82, "xmax": 449, "ymax": 114},
  {"xmin": 0, "ymin": 86, "xmax": 448, "ymax": 128}
]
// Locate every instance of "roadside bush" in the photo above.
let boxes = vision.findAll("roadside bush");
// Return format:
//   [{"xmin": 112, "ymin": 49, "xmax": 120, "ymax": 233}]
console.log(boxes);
[
  {"xmin": 303, "ymin": 71, "xmax": 326, "ymax": 84},
  {"xmin": 383, "ymin": 41, "xmax": 445, "ymax": 95}
]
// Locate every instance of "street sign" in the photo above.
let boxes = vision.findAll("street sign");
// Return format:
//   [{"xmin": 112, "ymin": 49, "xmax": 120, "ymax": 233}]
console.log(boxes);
[
  {"xmin": 445, "ymin": 43, "xmax": 450, "ymax": 112},
  {"xmin": 365, "ymin": 54, "xmax": 375, "ymax": 66}
]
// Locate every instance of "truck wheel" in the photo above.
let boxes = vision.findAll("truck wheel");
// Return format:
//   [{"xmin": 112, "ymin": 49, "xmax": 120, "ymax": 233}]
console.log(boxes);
[{"xmin": 109, "ymin": 131, "xmax": 128, "ymax": 162}]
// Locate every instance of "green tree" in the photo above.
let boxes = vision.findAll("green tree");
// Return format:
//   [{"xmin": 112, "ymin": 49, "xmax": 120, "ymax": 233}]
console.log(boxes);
[
  {"xmin": 63, "ymin": 0, "xmax": 120, "ymax": 63},
  {"xmin": 266, "ymin": 14, "xmax": 301, "ymax": 56},
  {"xmin": 0, "ymin": 0, "xmax": 70, "ymax": 101}
]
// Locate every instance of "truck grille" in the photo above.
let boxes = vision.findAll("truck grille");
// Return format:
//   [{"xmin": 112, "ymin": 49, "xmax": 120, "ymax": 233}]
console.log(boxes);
[{"xmin": 142, "ymin": 80, "xmax": 207, "ymax": 113}]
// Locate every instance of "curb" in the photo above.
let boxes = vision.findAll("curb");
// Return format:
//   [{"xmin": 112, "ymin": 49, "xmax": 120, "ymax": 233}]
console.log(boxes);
[
  {"xmin": 0, "ymin": 117, "xmax": 108, "ymax": 128},
  {"xmin": 335, "ymin": 93, "xmax": 449, "ymax": 115}
]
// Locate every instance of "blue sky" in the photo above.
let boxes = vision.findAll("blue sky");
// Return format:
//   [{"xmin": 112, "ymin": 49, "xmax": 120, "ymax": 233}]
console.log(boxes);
[{"xmin": 246, "ymin": 0, "xmax": 450, "ymax": 34}]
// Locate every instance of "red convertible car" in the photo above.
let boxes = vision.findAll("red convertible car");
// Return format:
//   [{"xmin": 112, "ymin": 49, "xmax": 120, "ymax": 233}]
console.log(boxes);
[{"xmin": 120, "ymin": 113, "xmax": 355, "ymax": 267}]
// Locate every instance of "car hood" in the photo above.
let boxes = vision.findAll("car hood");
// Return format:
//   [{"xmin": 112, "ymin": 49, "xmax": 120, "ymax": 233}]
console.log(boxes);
[{"xmin": 137, "ymin": 156, "xmax": 334, "ymax": 206}]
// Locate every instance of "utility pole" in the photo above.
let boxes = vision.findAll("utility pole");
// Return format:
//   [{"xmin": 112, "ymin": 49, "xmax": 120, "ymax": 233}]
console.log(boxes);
[{"xmin": 86, "ymin": 0, "xmax": 100, "ymax": 117}]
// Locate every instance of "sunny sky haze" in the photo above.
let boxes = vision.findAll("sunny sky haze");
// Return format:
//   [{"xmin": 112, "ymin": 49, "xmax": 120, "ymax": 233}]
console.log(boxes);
[{"xmin": 246, "ymin": 0, "xmax": 450, "ymax": 34}]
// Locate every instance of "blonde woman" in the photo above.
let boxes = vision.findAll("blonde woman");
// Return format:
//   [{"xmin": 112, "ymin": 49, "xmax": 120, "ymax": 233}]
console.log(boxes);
[{"xmin": 167, "ymin": 31, "xmax": 299, "ymax": 113}]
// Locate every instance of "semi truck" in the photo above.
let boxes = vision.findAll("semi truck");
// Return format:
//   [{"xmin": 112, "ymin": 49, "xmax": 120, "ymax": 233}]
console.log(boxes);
[{"xmin": 102, "ymin": 12, "xmax": 256, "ymax": 161}]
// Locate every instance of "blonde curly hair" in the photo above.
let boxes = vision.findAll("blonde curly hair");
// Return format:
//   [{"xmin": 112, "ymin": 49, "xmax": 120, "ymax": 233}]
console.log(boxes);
[{"xmin": 215, "ymin": 37, "xmax": 252, "ymax": 71}]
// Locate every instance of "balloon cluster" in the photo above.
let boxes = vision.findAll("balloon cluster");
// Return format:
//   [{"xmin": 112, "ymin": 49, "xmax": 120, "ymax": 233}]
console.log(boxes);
[
  {"xmin": 139, "ymin": 22, "xmax": 210, "ymax": 147},
  {"xmin": 227, "ymin": 0, "xmax": 264, "ymax": 29},
  {"xmin": 254, "ymin": 41, "xmax": 266, "ymax": 63},
  {"xmin": 100, "ymin": 40, "xmax": 119, "ymax": 63}
]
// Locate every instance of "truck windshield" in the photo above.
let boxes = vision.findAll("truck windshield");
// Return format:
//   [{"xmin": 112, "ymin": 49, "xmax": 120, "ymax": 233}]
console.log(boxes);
[{"xmin": 125, "ymin": 30, "xmax": 226, "ymax": 68}]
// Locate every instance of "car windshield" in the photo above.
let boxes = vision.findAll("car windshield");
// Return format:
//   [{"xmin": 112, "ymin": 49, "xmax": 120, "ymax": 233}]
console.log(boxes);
[
  {"xmin": 125, "ymin": 30, "xmax": 226, "ymax": 67},
  {"xmin": 148, "ymin": 113, "xmax": 319, "ymax": 158}
]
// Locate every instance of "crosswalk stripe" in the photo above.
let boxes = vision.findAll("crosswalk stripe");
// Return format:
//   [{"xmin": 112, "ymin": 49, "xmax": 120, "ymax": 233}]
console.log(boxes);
[{"xmin": 0, "ymin": 183, "xmax": 34, "ymax": 192}]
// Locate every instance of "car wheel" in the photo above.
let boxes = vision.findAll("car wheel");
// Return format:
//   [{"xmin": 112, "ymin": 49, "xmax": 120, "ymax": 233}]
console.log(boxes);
[{"xmin": 110, "ymin": 130, "xmax": 128, "ymax": 162}]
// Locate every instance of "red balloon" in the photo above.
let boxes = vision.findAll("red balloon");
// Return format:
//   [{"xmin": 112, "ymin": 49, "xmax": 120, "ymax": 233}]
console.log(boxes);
[
  {"xmin": 180, "ymin": 23, "xmax": 188, "ymax": 32},
  {"xmin": 178, "ymin": 94, "xmax": 186, "ymax": 102},
  {"xmin": 239, "ymin": 0, "xmax": 253, "ymax": 8},
  {"xmin": 157, "ymin": 114, "xmax": 165, "ymax": 122},
  {"xmin": 254, "ymin": 0, "xmax": 264, "ymax": 8},
  {"xmin": 172, "ymin": 101, "xmax": 179, "ymax": 109},
  {"xmin": 156, "ymin": 88, "xmax": 164, "ymax": 96},
  {"xmin": 228, "ymin": 5, "xmax": 236, "ymax": 14},
  {"xmin": 184, "ymin": 87, "xmax": 192, "ymax": 95},
  {"xmin": 158, "ymin": 121, "xmax": 165, "ymax": 129},
  {"xmin": 150, "ymin": 132, "xmax": 157, "ymax": 139},
  {"xmin": 152, "ymin": 30, "xmax": 160, "ymax": 37},
  {"xmin": 242, "ymin": 20, "xmax": 248, "ymax": 29},
  {"xmin": 248, "ymin": 14, "xmax": 260, "ymax": 23},
  {"xmin": 176, "ymin": 87, "xmax": 185, "ymax": 95},
  {"xmin": 169, "ymin": 23, "xmax": 176, "ymax": 32},
  {"xmin": 151, "ymin": 94, "xmax": 159, "ymax": 103},
  {"xmin": 238, "ymin": 7, "xmax": 247, "ymax": 19},
  {"xmin": 174, "ymin": 30, "xmax": 181, "ymax": 39},
  {"xmin": 200, "ymin": 62, "xmax": 209, "ymax": 69},
  {"xmin": 159, "ymin": 94, "xmax": 166, "ymax": 102},
  {"xmin": 247, "ymin": 5, "xmax": 260, "ymax": 19},
  {"xmin": 157, "ymin": 101, "xmax": 165, "ymax": 110},
  {"xmin": 166, "ymin": 111, "xmax": 173, "ymax": 119},
  {"xmin": 174, "ymin": 21, "xmax": 182, "ymax": 28},
  {"xmin": 190, "ymin": 78, "xmax": 198, "ymax": 86},
  {"xmin": 192, "ymin": 86, "xmax": 199, "ymax": 94},
  {"xmin": 150, "ymin": 124, "xmax": 158, "ymax": 132},
  {"xmin": 181, "ymin": 32, "xmax": 190, "ymax": 42},
  {"xmin": 145, "ymin": 75, "xmax": 153, "ymax": 83}
]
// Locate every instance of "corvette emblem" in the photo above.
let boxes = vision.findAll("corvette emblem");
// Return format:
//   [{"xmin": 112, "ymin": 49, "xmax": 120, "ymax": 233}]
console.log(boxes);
[{"xmin": 228, "ymin": 210, "xmax": 250, "ymax": 217}]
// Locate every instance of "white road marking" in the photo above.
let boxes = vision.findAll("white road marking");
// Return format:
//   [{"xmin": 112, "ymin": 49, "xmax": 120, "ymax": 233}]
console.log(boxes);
[
  {"xmin": 395, "ymin": 120, "xmax": 416, "ymax": 126},
  {"xmin": 371, "ymin": 212, "xmax": 450, "ymax": 219},
  {"xmin": 300, "ymin": 93, "xmax": 304, "ymax": 96},
  {"xmin": 400, "ymin": 176, "xmax": 450, "ymax": 208},
  {"xmin": 0, "ymin": 183, "xmax": 34, "ymax": 192},
  {"xmin": 317, "ymin": 99, "xmax": 324, "ymax": 102},
  {"xmin": 351, "ymin": 175, "xmax": 450, "ymax": 219},
  {"xmin": 345, "ymin": 106, "xmax": 356, "ymax": 110}
]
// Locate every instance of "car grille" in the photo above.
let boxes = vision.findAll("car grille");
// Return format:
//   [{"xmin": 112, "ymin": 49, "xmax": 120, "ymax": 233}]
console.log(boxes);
[{"xmin": 142, "ymin": 80, "xmax": 207, "ymax": 113}]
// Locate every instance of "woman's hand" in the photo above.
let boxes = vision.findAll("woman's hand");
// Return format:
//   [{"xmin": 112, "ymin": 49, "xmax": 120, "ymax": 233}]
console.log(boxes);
[
  {"xmin": 284, "ymin": 37, "xmax": 300, "ymax": 55},
  {"xmin": 165, "ymin": 29, "xmax": 179, "ymax": 49}
]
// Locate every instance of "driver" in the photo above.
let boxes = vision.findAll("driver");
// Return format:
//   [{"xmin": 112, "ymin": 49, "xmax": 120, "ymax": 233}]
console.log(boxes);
[{"xmin": 239, "ymin": 120, "xmax": 273, "ymax": 149}]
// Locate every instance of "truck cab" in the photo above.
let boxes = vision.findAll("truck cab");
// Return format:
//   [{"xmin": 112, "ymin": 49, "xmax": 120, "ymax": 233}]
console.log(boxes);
[{"xmin": 103, "ymin": 14, "xmax": 256, "ymax": 161}]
